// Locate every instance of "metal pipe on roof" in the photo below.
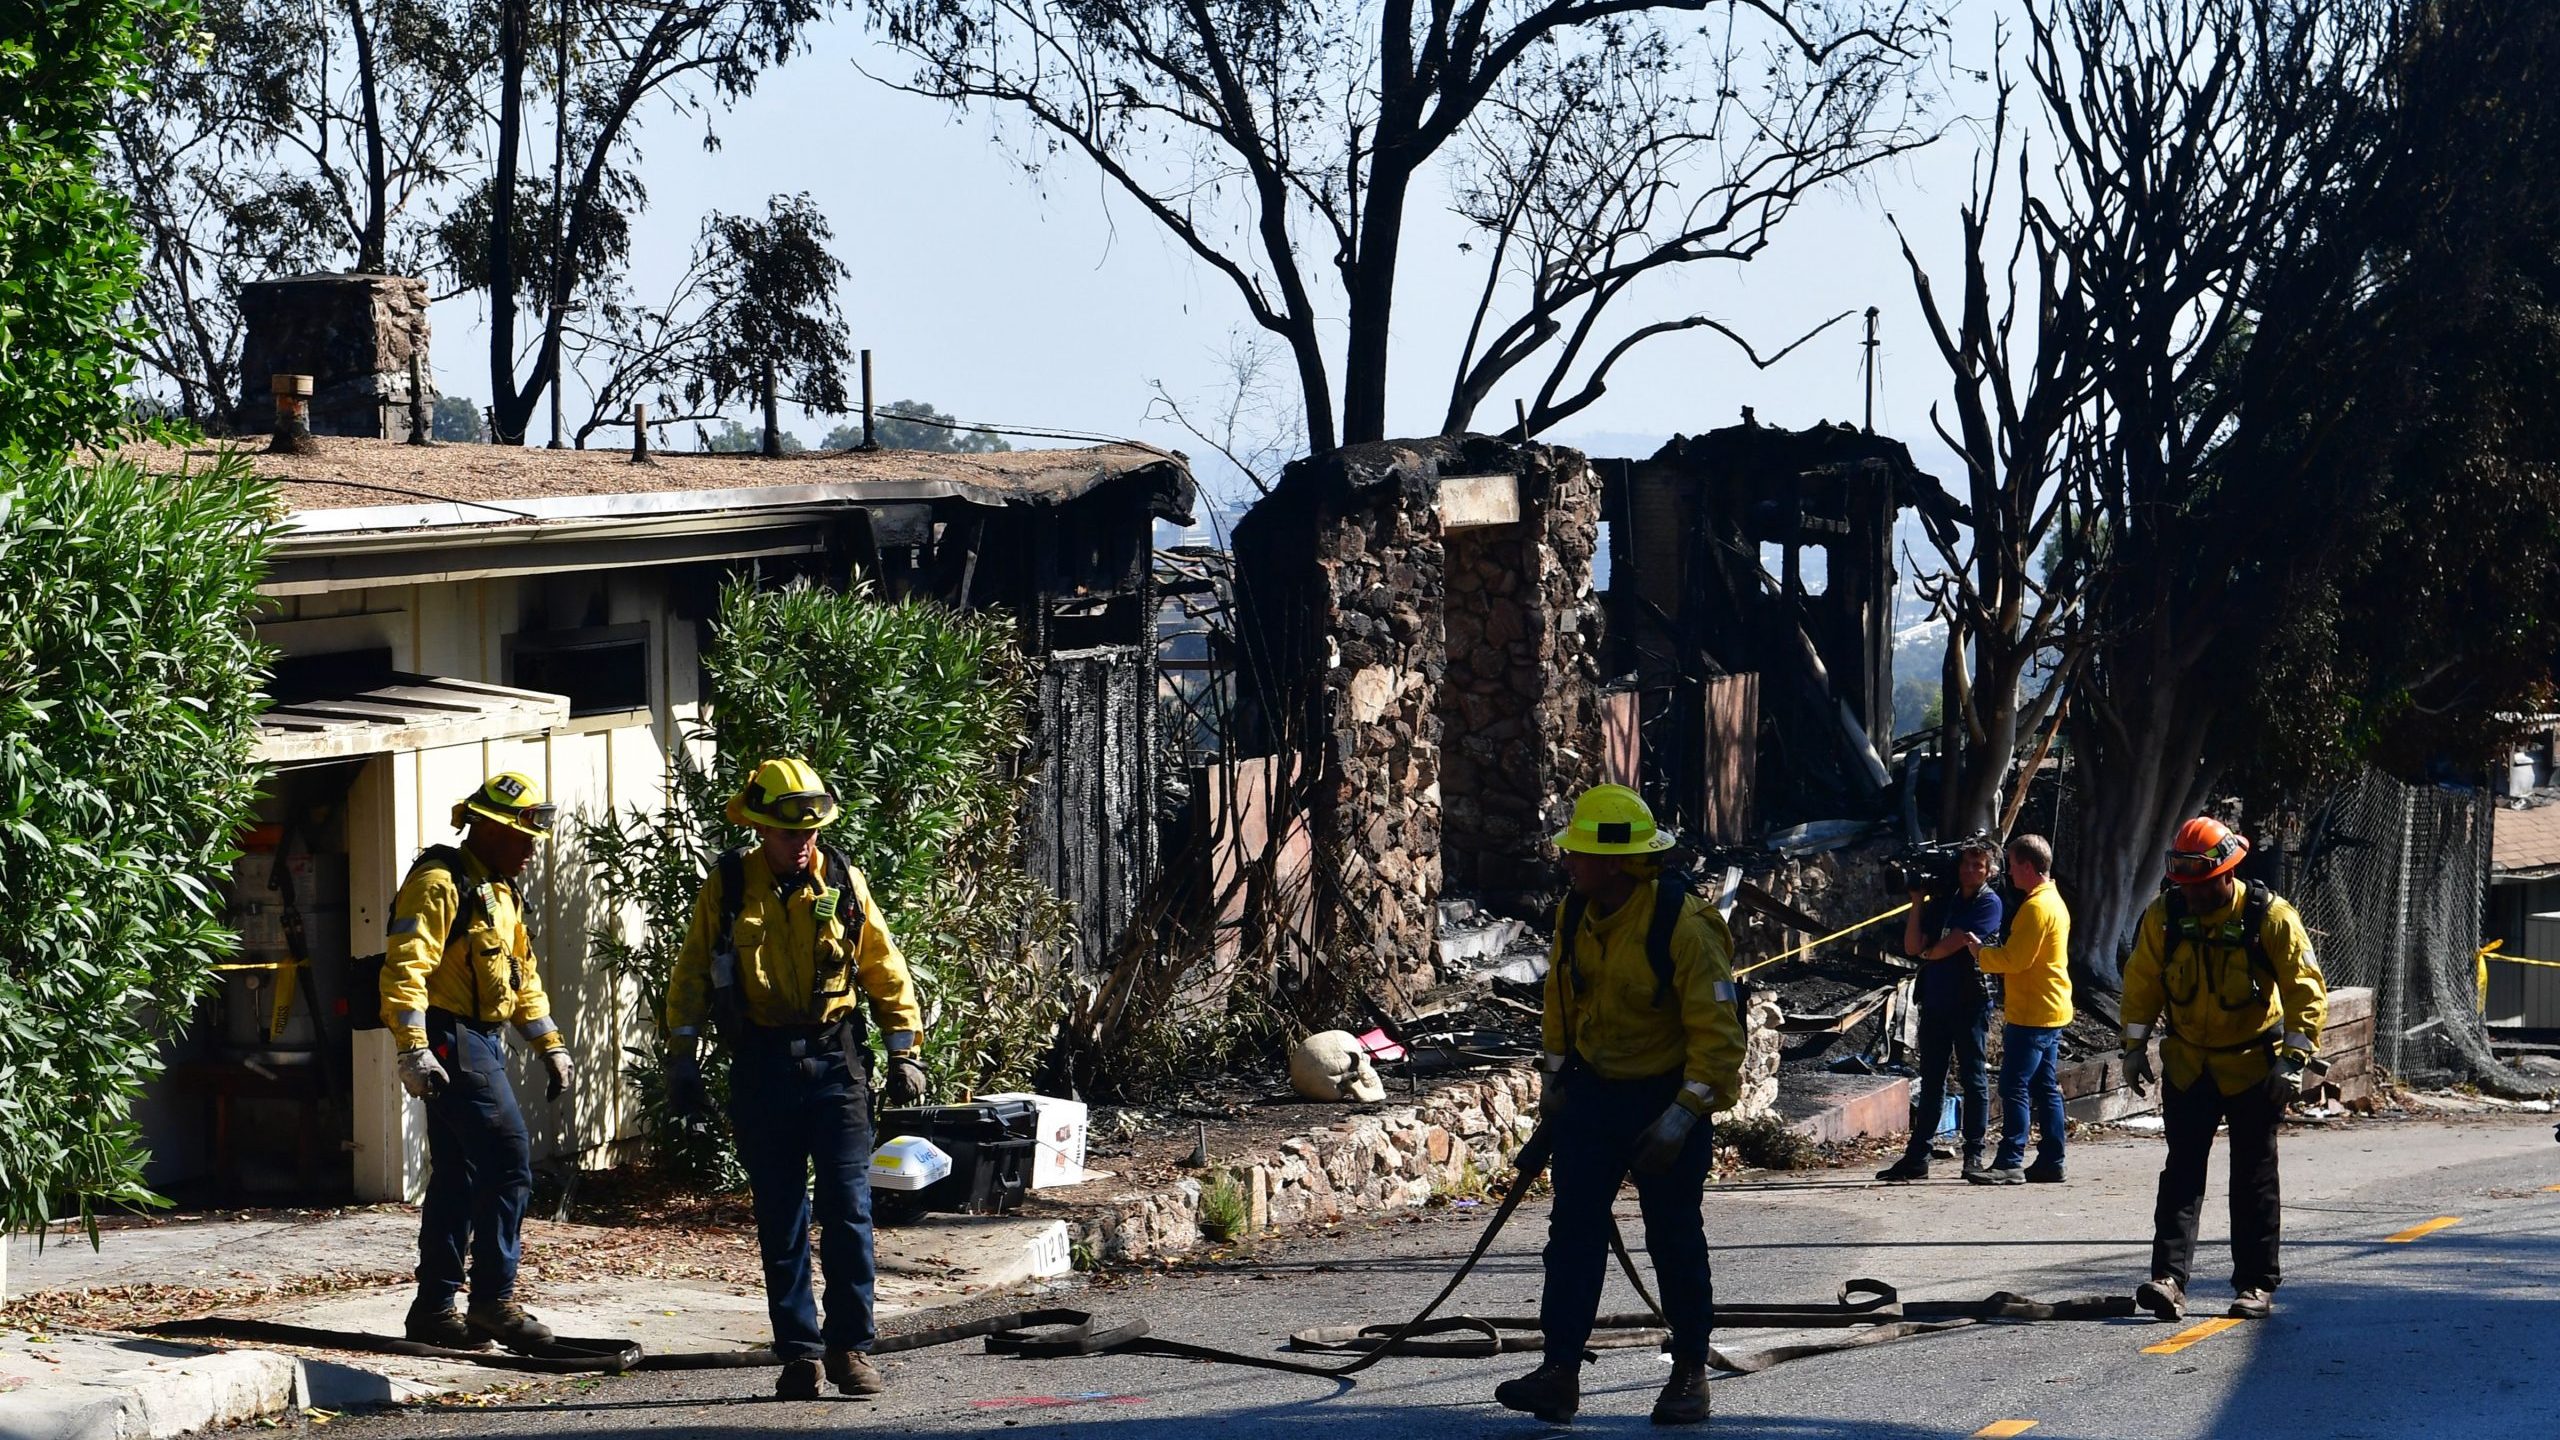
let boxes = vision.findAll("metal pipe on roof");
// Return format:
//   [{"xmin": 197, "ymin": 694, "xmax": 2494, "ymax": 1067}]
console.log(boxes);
[{"xmin": 861, "ymin": 349, "xmax": 878, "ymax": 451}]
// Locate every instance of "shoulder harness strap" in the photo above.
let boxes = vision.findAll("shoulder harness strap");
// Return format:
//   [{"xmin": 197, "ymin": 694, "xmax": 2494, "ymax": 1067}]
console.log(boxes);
[
  {"xmin": 1560, "ymin": 892, "xmax": 1591, "ymax": 997},
  {"xmin": 1646, "ymin": 872, "xmax": 1692, "ymax": 1009},
  {"xmin": 409, "ymin": 845, "xmax": 485, "ymax": 951},
  {"xmin": 2241, "ymin": 883, "xmax": 2277, "ymax": 985},
  {"xmin": 716, "ymin": 845, "xmax": 751, "ymax": 958}
]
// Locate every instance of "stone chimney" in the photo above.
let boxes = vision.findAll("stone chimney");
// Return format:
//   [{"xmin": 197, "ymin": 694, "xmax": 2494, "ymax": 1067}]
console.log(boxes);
[{"xmin": 236, "ymin": 273, "xmax": 433, "ymax": 439}]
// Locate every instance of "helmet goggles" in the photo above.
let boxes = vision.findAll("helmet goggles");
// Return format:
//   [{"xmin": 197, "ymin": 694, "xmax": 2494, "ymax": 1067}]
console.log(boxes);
[
  {"xmin": 2166, "ymin": 833, "xmax": 2244, "ymax": 881},
  {"xmin": 760, "ymin": 790, "xmax": 838, "ymax": 828}
]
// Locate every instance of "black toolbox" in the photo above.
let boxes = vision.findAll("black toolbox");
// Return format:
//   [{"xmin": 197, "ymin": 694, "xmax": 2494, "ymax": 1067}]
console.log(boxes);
[{"xmin": 873, "ymin": 1098, "xmax": 1037, "ymax": 1221}]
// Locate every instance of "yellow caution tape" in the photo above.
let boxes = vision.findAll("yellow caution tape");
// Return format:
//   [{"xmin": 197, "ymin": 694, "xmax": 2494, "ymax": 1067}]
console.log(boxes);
[
  {"xmin": 2476, "ymin": 939, "xmax": 2560, "ymax": 1015},
  {"xmin": 1736, "ymin": 902, "xmax": 1914, "ymax": 978}
]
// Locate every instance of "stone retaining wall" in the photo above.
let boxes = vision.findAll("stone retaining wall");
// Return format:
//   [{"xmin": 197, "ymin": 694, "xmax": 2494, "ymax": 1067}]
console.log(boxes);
[
  {"xmin": 1066, "ymin": 1053, "xmax": 1780, "ymax": 1266},
  {"xmin": 1068, "ymin": 1069, "xmax": 1544, "ymax": 1264}
]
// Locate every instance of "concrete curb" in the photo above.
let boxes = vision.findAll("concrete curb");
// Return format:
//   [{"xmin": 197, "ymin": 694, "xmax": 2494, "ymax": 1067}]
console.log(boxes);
[{"xmin": 0, "ymin": 1346, "xmax": 302, "ymax": 1440}]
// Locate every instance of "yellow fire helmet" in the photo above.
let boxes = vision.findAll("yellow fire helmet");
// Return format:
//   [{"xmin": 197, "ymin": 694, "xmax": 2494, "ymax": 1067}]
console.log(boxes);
[
  {"xmin": 727, "ymin": 756, "xmax": 841, "ymax": 831},
  {"xmin": 1554, "ymin": 784, "xmax": 1676, "ymax": 855},
  {"xmin": 451, "ymin": 771, "xmax": 557, "ymax": 836}
]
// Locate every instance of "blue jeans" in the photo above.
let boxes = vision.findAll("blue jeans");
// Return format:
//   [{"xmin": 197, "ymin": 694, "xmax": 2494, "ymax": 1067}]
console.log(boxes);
[
  {"xmin": 1540, "ymin": 1067, "xmax": 1716, "ymax": 1366},
  {"xmin": 1904, "ymin": 1001, "xmax": 1991, "ymax": 1161},
  {"xmin": 1995, "ymin": 1023, "xmax": 2067, "ymax": 1170},
  {"xmin": 729, "ymin": 1025, "xmax": 879, "ymax": 1360},
  {"xmin": 417, "ymin": 1012, "xmax": 532, "ymax": 1307}
]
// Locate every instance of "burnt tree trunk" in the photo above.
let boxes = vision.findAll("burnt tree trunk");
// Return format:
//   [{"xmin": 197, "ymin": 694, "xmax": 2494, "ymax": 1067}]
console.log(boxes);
[{"xmin": 486, "ymin": 0, "xmax": 528, "ymax": 444}]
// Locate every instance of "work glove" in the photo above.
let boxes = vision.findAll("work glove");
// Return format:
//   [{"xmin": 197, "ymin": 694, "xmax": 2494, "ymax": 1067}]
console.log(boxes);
[
  {"xmin": 884, "ymin": 1052, "xmax": 930, "ymax": 1107},
  {"xmin": 397, "ymin": 1047, "xmax": 449, "ymax": 1099},
  {"xmin": 542, "ymin": 1049, "xmax": 575, "ymax": 1102},
  {"xmin": 2123, "ymin": 1045, "xmax": 2156, "ymax": 1098},
  {"xmin": 1631, "ymin": 1102, "xmax": 1701, "ymax": 1177},
  {"xmin": 1537, "ymin": 1056, "xmax": 1567, "ymax": 1122},
  {"xmin": 666, "ymin": 1052, "xmax": 705, "ymax": 1119},
  {"xmin": 2269, "ymin": 1050, "xmax": 2310, "ymax": 1105}
]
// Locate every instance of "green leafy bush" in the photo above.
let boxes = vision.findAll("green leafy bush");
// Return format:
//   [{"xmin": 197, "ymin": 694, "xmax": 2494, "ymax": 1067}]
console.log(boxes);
[
  {"xmin": 582, "ymin": 577, "xmax": 1071, "ymax": 1185},
  {"xmin": 0, "ymin": 453, "xmax": 273, "ymax": 1234}
]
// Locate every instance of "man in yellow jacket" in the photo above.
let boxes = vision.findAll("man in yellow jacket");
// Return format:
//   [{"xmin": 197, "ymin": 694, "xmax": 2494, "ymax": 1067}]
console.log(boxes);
[
  {"xmin": 1495, "ymin": 786, "xmax": 1747, "ymax": 1428},
  {"xmin": 1965, "ymin": 834, "xmax": 2073, "ymax": 1184},
  {"xmin": 2120, "ymin": 816, "xmax": 2328, "ymax": 1323},
  {"xmin": 664, "ymin": 757, "xmax": 925, "ymax": 1401},
  {"xmin": 379, "ymin": 772, "xmax": 572, "ymax": 1353}
]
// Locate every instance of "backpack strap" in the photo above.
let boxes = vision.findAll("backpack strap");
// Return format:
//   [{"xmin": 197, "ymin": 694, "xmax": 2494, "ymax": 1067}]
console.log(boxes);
[
  {"xmin": 809, "ymin": 845, "xmax": 868, "ymax": 1007},
  {"xmin": 708, "ymin": 845, "xmax": 753, "ymax": 1036},
  {"xmin": 716, "ymin": 845, "xmax": 750, "ymax": 957},
  {"xmin": 2241, "ymin": 883, "xmax": 2278, "ymax": 989},
  {"xmin": 408, "ymin": 843, "xmax": 501, "ymax": 1017},
  {"xmin": 1646, "ymin": 872, "xmax": 1692, "ymax": 1009},
  {"xmin": 1560, "ymin": 893, "xmax": 1591, "ymax": 994}
]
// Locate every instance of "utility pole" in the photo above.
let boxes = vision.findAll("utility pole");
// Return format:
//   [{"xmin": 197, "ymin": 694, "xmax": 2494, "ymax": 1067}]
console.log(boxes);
[{"xmin": 1862, "ymin": 306, "xmax": 1881, "ymax": 434}]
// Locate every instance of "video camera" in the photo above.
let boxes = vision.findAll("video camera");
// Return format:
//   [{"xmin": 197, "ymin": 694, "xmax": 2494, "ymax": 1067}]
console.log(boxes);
[{"xmin": 1883, "ymin": 838, "xmax": 1991, "ymax": 899}]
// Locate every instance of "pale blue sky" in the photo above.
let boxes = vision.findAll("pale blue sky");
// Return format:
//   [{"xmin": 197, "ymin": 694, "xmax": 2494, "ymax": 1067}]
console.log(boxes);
[{"xmin": 424, "ymin": 13, "xmax": 2005, "ymax": 512}]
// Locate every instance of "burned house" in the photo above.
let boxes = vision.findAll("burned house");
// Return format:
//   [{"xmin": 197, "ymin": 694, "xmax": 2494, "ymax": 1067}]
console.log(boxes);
[
  {"xmin": 140, "ymin": 282, "xmax": 1190, "ymax": 1204},
  {"xmin": 1227, "ymin": 436, "xmax": 1604, "ymax": 1006},
  {"xmin": 1602, "ymin": 420, "xmax": 1958, "ymax": 839}
]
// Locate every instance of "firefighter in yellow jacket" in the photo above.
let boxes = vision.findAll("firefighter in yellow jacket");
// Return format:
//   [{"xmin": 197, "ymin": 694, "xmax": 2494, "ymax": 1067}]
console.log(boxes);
[
  {"xmin": 379, "ymin": 772, "xmax": 571, "ymax": 1354},
  {"xmin": 2120, "ymin": 816, "xmax": 2328, "ymax": 1324},
  {"xmin": 1496, "ymin": 785, "xmax": 1747, "ymax": 1427},
  {"xmin": 664, "ymin": 757, "xmax": 925, "ymax": 1401}
]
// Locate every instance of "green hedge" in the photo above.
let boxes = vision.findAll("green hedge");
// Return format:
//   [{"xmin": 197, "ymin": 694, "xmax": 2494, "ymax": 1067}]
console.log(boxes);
[{"xmin": 0, "ymin": 453, "xmax": 273, "ymax": 1234}]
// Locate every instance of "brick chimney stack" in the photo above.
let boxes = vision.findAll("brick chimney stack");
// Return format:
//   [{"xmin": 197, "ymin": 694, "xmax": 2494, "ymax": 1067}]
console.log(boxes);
[{"xmin": 237, "ymin": 273, "xmax": 432, "ymax": 440}]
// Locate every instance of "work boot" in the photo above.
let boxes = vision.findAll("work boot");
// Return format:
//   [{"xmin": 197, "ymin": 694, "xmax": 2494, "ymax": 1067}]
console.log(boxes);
[
  {"xmin": 1959, "ymin": 1151, "xmax": 1993, "ymax": 1182},
  {"xmin": 825, "ymin": 1349, "xmax": 886, "ymax": 1396},
  {"xmin": 402, "ymin": 1299, "xmax": 486, "ymax": 1350},
  {"xmin": 1967, "ymin": 1163, "xmax": 2026, "ymax": 1185},
  {"xmin": 1875, "ymin": 1152, "xmax": 1930, "ymax": 1182},
  {"xmin": 1650, "ymin": 1358, "xmax": 1710, "ymax": 1425},
  {"xmin": 2023, "ymin": 1160, "xmax": 2067, "ymax": 1184},
  {"xmin": 2135, "ymin": 1277, "xmax": 2186, "ymax": 1322},
  {"xmin": 464, "ymin": 1299, "xmax": 554, "ymax": 1353},
  {"xmin": 775, "ymin": 1357, "xmax": 824, "ymax": 1399},
  {"xmin": 1494, "ymin": 1362, "xmax": 1580, "ymax": 1423},
  {"xmin": 2228, "ymin": 1287, "xmax": 2275, "ymax": 1321}
]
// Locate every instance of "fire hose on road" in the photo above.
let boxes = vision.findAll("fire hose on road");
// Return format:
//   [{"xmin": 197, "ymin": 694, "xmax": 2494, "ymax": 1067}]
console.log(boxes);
[{"xmin": 149, "ymin": 1122, "xmax": 2134, "ymax": 1387}]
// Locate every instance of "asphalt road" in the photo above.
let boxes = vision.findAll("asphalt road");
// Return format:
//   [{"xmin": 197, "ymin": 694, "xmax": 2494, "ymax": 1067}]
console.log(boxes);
[{"xmin": 322, "ymin": 1113, "xmax": 2560, "ymax": 1439}]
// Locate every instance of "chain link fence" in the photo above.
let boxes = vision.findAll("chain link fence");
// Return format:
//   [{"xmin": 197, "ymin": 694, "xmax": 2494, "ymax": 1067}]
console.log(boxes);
[{"xmin": 2285, "ymin": 769, "xmax": 2537, "ymax": 1091}]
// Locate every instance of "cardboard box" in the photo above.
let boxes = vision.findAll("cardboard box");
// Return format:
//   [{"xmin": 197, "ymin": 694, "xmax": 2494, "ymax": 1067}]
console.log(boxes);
[{"xmin": 978, "ymin": 1091, "xmax": 1087, "ymax": 1189}]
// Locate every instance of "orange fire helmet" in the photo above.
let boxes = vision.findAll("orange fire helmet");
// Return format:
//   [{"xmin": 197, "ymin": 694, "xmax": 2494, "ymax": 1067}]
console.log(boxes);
[{"xmin": 2166, "ymin": 816, "xmax": 2248, "ymax": 883}]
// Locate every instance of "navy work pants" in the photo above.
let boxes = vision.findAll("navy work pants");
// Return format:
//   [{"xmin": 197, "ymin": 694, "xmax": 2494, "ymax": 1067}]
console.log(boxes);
[
  {"xmin": 2152, "ymin": 1071, "xmax": 2284, "ymax": 1292},
  {"xmin": 1539, "ymin": 1067, "xmax": 1716, "ymax": 1367},
  {"xmin": 417, "ymin": 1011, "xmax": 532, "ymax": 1307},
  {"xmin": 1903, "ymin": 1000, "xmax": 1991, "ymax": 1161},
  {"xmin": 729, "ymin": 1023, "xmax": 879, "ymax": 1360},
  {"xmin": 1995, "ymin": 1023, "xmax": 2067, "ymax": 1170}
]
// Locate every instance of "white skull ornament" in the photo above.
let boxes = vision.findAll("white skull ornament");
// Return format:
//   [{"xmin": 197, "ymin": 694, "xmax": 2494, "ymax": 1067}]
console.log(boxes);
[{"xmin": 1289, "ymin": 1029, "xmax": 1387, "ymax": 1103}]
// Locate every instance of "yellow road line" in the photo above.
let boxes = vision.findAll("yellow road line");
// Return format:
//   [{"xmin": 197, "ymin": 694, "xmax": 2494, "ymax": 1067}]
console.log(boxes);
[
  {"xmin": 1973, "ymin": 1423, "xmax": 2040, "ymax": 1438},
  {"xmin": 2384, "ymin": 1216, "xmax": 2462, "ymax": 1243},
  {"xmin": 2543, "ymin": 1185, "xmax": 2560, "ymax": 1193},
  {"xmin": 2142, "ymin": 1317, "xmax": 2244, "ymax": 1355}
]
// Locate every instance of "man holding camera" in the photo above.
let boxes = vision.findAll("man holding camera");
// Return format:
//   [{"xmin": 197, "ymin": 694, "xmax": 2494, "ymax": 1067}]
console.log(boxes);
[
  {"xmin": 1879, "ymin": 840, "xmax": 2003, "ymax": 1182},
  {"xmin": 2119, "ymin": 816, "xmax": 2327, "ymax": 1322},
  {"xmin": 1964, "ymin": 835, "xmax": 2073, "ymax": 1184}
]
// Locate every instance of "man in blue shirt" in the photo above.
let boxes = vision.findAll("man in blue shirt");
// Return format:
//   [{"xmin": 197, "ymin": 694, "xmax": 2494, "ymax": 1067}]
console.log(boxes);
[{"xmin": 1878, "ymin": 840, "xmax": 2003, "ymax": 1182}]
